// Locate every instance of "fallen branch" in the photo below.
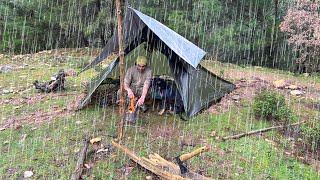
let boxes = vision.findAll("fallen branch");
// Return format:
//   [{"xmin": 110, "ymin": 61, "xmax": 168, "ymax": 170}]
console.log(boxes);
[
  {"xmin": 112, "ymin": 140, "xmax": 183, "ymax": 179},
  {"xmin": 71, "ymin": 138, "xmax": 90, "ymax": 180},
  {"xmin": 111, "ymin": 141, "xmax": 211, "ymax": 180},
  {"xmin": 222, "ymin": 120, "xmax": 307, "ymax": 141}
]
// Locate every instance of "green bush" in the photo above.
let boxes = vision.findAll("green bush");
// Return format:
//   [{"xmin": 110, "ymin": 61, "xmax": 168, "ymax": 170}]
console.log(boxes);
[
  {"xmin": 253, "ymin": 90, "xmax": 294, "ymax": 121},
  {"xmin": 301, "ymin": 118, "xmax": 320, "ymax": 151}
]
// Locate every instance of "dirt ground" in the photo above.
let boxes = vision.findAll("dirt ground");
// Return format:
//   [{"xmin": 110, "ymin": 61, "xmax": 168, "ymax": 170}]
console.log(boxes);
[
  {"xmin": 0, "ymin": 92, "xmax": 83, "ymax": 129},
  {"xmin": 2, "ymin": 63, "xmax": 319, "ymax": 129},
  {"xmin": 1, "ymin": 54, "xmax": 319, "ymax": 176},
  {"xmin": 1, "ymin": 51, "xmax": 318, "ymax": 129},
  {"xmin": 207, "ymin": 69, "xmax": 320, "ymax": 114}
]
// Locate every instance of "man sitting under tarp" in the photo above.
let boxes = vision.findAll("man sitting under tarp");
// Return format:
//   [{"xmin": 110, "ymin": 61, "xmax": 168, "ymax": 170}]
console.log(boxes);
[
  {"xmin": 33, "ymin": 69, "xmax": 66, "ymax": 93},
  {"xmin": 118, "ymin": 56, "xmax": 152, "ymax": 112},
  {"xmin": 97, "ymin": 75, "xmax": 185, "ymax": 115}
]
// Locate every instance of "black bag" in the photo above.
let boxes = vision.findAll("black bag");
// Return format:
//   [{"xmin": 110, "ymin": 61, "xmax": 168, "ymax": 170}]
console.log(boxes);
[{"xmin": 150, "ymin": 77, "xmax": 184, "ymax": 114}]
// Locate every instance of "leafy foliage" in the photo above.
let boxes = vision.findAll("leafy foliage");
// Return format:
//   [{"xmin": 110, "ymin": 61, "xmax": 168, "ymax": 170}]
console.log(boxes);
[
  {"xmin": 301, "ymin": 118, "xmax": 320, "ymax": 151},
  {"xmin": 253, "ymin": 90, "xmax": 294, "ymax": 121},
  {"xmin": 280, "ymin": 0, "xmax": 320, "ymax": 72},
  {"xmin": 0, "ymin": 0, "xmax": 115, "ymax": 53}
]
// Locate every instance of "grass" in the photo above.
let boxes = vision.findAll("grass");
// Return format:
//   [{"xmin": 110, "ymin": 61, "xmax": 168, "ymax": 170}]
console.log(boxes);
[
  {"xmin": 202, "ymin": 60, "xmax": 320, "ymax": 84},
  {"xmin": 221, "ymin": 137, "xmax": 317, "ymax": 179},
  {"xmin": 0, "ymin": 51, "xmax": 319, "ymax": 179}
]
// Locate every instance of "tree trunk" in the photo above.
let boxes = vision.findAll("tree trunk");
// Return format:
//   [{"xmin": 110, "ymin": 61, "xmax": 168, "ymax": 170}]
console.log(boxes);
[
  {"xmin": 110, "ymin": 0, "xmax": 115, "ymax": 36},
  {"xmin": 269, "ymin": 0, "xmax": 279, "ymax": 65}
]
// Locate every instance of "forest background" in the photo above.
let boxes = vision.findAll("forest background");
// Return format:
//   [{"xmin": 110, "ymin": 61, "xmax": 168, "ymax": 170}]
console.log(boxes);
[{"xmin": 0, "ymin": 0, "xmax": 319, "ymax": 72}]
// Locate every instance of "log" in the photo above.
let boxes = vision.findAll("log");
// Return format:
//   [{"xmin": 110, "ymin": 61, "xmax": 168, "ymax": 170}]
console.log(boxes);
[
  {"xmin": 222, "ymin": 120, "xmax": 307, "ymax": 141},
  {"xmin": 112, "ymin": 140, "xmax": 184, "ymax": 179},
  {"xmin": 111, "ymin": 141, "xmax": 211, "ymax": 180},
  {"xmin": 71, "ymin": 138, "xmax": 90, "ymax": 180}
]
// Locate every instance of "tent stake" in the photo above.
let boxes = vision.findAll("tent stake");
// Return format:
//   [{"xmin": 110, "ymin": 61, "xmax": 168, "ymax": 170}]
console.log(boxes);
[{"xmin": 116, "ymin": 0, "xmax": 125, "ymax": 141}]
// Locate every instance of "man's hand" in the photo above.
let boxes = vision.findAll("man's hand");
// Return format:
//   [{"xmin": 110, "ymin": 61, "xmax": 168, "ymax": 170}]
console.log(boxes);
[
  {"xmin": 137, "ymin": 96, "xmax": 145, "ymax": 106},
  {"xmin": 127, "ymin": 89, "xmax": 134, "ymax": 99}
]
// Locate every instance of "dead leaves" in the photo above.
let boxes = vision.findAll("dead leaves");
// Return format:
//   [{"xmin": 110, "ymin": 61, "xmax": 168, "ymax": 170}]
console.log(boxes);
[
  {"xmin": 272, "ymin": 79, "xmax": 306, "ymax": 96},
  {"xmin": 273, "ymin": 79, "xmax": 286, "ymax": 88},
  {"xmin": 1, "ymin": 108, "xmax": 69, "ymax": 130}
]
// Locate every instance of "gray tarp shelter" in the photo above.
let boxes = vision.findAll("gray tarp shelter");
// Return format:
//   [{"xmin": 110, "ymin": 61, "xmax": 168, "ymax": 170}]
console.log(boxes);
[{"xmin": 78, "ymin": 7, "xmax": 235, "ymax": 117}]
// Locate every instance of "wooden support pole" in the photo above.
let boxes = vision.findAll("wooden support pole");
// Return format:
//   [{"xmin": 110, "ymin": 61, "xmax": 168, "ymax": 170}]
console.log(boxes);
[{"xmin": 115, "ymin": 0, "xmax": 125, "ymax": 141}]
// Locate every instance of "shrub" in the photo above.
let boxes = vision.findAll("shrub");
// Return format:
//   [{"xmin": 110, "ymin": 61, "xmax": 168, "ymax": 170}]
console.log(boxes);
[
  {"xmin": 253, "ymin": 90, "xmax": 294, "ymax": 122},
  {"xmin": 301, "ymin": 118, "xmax": 320, "ymax": 151}
]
